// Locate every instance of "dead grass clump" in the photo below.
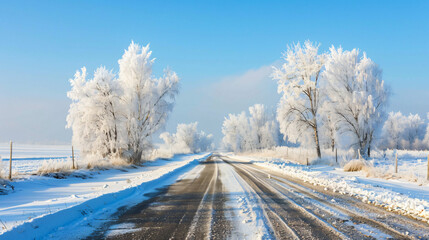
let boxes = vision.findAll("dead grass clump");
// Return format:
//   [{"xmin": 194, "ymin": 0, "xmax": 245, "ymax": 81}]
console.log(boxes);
[
  {"xmin": 36, "ymin": 160, "xmax": 74, "ymax": 175},
  {"xmin": 344, "ymin": 159, "xmax": 369, "ymax": 172}
]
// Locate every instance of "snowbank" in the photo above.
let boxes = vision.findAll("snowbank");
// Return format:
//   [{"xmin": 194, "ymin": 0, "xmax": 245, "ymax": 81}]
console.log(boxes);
[
  {"xmin": 230, "ymin": 154, "xmax": 429, "ymax": 224},
  {"xmin": 238, "ymin": 147, "xmax": 429, "ymax": 184},
  {"xmin": 0, "ymin": 153, "xmax": 211, "ymax": 239}
]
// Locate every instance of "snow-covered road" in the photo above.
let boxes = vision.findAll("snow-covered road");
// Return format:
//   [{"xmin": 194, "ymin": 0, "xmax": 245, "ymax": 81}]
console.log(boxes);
[{"xmin": 87, "ymin": 154, "xmax": 429, "ymax": 240}]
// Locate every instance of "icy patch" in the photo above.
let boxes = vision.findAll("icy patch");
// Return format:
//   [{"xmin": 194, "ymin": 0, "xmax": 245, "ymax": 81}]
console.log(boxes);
[
  {"xmin": 348, "ymin": 222, "xmax": 392, "ymax": 239},
  {"xmin": 105, "ymin": 223, "xmax": 141, "ymax": 237}
]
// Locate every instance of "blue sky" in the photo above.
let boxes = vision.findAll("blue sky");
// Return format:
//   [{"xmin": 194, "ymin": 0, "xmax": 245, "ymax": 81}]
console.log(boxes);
[{"xmin": 0, "ymin": 0, "xmax": 428, "ymax": 144}]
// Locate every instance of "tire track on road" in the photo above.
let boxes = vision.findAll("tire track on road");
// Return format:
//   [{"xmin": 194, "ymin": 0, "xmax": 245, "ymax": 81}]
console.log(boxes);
[
  {"xmin": 224, "ymin": 155, "xmax": 429, "ymax": 239},
  {"xmin": 223, "ymin": 157, "xmax": 343, "ymax": 240}
]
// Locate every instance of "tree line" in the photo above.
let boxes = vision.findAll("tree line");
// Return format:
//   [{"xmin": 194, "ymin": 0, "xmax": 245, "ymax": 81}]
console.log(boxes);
[{"xmin": 222, "ymin": 41, "xmax": 428, "ymax": 158}]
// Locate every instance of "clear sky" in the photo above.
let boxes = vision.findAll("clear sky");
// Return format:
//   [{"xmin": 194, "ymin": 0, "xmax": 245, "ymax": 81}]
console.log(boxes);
[{"xmin": 0, "ymin": 0, "xmax": 428, "ymax": 144}]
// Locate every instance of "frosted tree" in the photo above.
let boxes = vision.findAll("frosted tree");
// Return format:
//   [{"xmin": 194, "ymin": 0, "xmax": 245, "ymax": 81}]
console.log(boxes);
[
  {"xmin": 379, "ymin": 112, "xmax": 402, "ymax": 149},
  {"xmin": 379, "ymin": 112, "xmax": 426, "ymax": 150},
  {"xmin": 222, "ymin": 104, "xmax": 280, "ymax": 152},
  {"xmin": 422, "ymin": 113, "xmax": 429, "ymax": 150},
  {"xmin": 249, "ymin": 104, "xmax": 279, "ymax": 149},
  {"xmin": 324, "ymin": 47, "xmax": 389, "ymax": 158},
  {"xmin": 273, "ymin": 41, "xmax": 325, "ymax": 158},
  {"xmin": 159, "ymin": 122, "xmax": 214, "ymax": 154},
  {"xmin": 66, "ymin": 67, "xmax": 123, "ymax": 159},
  {"xmin": 401, "ymin": 113, "xmax": 425, "ymax": 149},
  {"xmin": 222, "ymin": 112, "xmax": 253, "ymax": 152},
  {"xmin": 67, "ymin": 42, "xmax": 179, "ymax": 164},
  {"xmin": 118, "ymin": 42, "xmax": 179, "ymax": 163}
]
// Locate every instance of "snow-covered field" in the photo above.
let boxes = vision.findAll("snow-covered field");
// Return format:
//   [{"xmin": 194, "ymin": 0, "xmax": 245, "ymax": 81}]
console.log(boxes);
[
  {"xmin": 0, "ymin": 152, "xmax": 210, "ymax": 239},
  {"xmin": 0, "ymin": 144, "xmax": 74, "ymax": 175},
  {"xmin": 230, "ymin": 153, "xmax": 429, "ymax": 224}
]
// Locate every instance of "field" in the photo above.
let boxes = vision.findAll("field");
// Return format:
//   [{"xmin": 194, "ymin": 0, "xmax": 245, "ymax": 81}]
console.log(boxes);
[{"xmin": 0, "ymin": 144, "xmax": 74, "ymax": 176}]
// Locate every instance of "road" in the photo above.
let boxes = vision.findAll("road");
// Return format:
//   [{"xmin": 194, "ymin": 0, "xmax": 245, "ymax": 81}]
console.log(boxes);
[{"xmin": 88, "ymin": 154, "xmax": 429, "ymax": 240}]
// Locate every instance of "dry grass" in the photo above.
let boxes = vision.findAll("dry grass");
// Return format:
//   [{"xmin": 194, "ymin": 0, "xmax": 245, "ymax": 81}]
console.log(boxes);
[
  {"xmin": 36, "ymin": 155, "xmax": 131, "ymax": 175},
  {"xmin": 0, "ymin": 159, "xmax": 6, "ymax": 180},
  {"xmin": 343, "ymin": 159, "xmax": 368, "ymax": 172}
]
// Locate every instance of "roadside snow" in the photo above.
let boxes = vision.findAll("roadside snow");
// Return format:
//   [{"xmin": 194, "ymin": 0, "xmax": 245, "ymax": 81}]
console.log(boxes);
[
  {"xmin": 0, "ymin": 153, "xmax": 210, "ymax": 239},
  {"xmin": 229, "ymin": 154, "xmax": 429, "ymax": 224}
]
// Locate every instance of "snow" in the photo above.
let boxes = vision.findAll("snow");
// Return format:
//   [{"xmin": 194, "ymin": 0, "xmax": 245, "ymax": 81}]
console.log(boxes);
[
  {"xmin": 0, "ymin": 152, "xmax": 211, "ymax": 239},
  {"xmin": 0, "ymin": 144, "xmax": 73, "ymax": 175},
  {"xmin": 229, "ymin": 154, "xmax": 429, "ymax": 224}
]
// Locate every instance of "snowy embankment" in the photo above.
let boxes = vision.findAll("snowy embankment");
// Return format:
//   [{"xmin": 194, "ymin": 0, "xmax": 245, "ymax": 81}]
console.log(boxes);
[
  {"xmin": 229, "ymin": 154, "xmax": 429, "ymax": 224},
  {"xmin": 0, "ymin": 152, "xmax": 211, "ymax": 239}
]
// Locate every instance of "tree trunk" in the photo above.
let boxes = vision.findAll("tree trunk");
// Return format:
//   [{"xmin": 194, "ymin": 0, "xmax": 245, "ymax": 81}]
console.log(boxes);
[
  {"xmin": 129, "ymin": 150, "xmax": 142, "ymax": 164},
  {"xmin": 367, "ymin": 144, "xmax": 371, "ymax": 158},
  {"xmin": 331, "ymin": 138, "xmax": 335, "ymax": 152},
  {"xmin": 314, "ymin": 126, "xmax": 322, "ymax": 159}
]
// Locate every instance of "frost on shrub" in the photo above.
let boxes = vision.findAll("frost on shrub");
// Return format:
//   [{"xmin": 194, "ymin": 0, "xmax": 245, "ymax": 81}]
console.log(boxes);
[
  {"xmin": 66, "ymin": 42, "xmax": 179, "ymax": 166},
  {"xmin": 222, "ymin": 104, "xmax": 280, "ymax": 152},
  {"xmin": 159, "ymin": 122, "xmax": 214, "ymax": 155}
]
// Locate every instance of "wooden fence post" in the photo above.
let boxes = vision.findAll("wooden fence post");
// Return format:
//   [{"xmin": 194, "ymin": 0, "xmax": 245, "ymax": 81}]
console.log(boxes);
[
  {"xmin": 72, "ymin": 146, "xmax": 75, "ymax": 170},
  {"xmin": 427, "ymin": 154, "xmax": 429, "ymax": 181},
  {"xmin": 395, "ymin": 151, "xmax": 398, "ymax": 174},
  {"xmin": 335, "ymin": 148, "xmax": 338, "ymax": 163},
  {"xmin": 9, "ymin": 141, "xmax": 12, "ymax": 180}
]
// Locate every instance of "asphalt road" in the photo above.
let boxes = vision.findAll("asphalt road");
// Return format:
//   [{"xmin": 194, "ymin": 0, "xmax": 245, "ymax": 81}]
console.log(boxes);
[{"xmin": 87, "ymin": 154, "xmax": 429, "ymax": 240}]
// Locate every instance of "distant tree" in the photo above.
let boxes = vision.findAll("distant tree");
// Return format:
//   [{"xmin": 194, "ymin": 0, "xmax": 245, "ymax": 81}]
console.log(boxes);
[
  {"xmin": 323, "ymin": 47, "xmax": 389, "ymax": 158},
  {"xmin": 379, "ymin": 112, "xmax": 426, "ymax": 150},
  {"xmin": 273, "ymin": 41, "xmax": 325, "ymax": 158},
  {"xmin": 422, "ymin": 113, "xmax": 429, "ymax": 150},
  {"xmin": 159, "ymin": 122, "xmax": 214, "ymax": 154},
  {"xmin": 222, "ymin": 104, "xmax": 279, "ymax": 152},
  {"xmin": 249, "ymin": 104, "xmax": 279, "ymax": 149},
  {"xmin": 222, "ymin": 112, "xmax": 253, "ymax": 152}
]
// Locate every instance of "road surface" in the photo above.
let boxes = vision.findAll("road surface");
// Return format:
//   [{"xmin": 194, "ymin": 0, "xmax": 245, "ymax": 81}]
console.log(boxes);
[{"xmin": 88, "ymin": 154, "xmax": 429, "ymax": 239}]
